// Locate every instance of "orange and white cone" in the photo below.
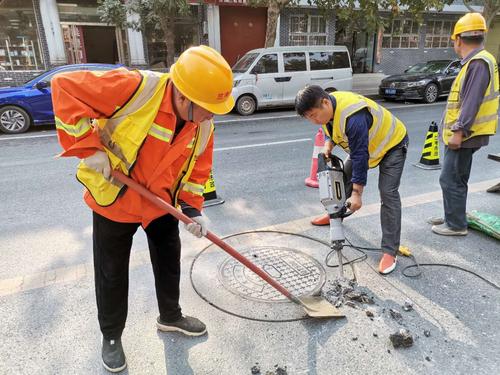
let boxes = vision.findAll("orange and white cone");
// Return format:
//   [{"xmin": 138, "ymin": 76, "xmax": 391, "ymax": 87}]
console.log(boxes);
[{"xmin": 305, "ymin": 128, "xmax": 325, "ymax": 188}]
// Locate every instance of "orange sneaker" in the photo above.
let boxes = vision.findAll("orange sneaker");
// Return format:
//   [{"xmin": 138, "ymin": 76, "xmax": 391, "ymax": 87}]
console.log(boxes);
[
  {"xmin": 378, "ymin": 254, "xmax": 397, "ymax": 275},
  {"xmin": 311, "ymin": 213, "xmax": 330, "ymax": 226}
]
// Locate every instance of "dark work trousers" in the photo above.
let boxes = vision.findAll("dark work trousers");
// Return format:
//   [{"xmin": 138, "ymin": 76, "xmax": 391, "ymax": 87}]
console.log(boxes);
[
  {"xmin": 93, "ymin": 212, "xmax": 182, "ymax": 340},
  {"xmin": 344, "ymin": 141, "xmax": 407, "ymax": 256},
  {"xmin": 439, "ymin": 146, "xmax": 479, "ymax": 230}
]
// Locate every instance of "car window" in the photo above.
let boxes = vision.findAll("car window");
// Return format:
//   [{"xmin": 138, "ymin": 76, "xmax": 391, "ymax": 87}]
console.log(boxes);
[
  {"xmin": 41, "ymin": 67, "xmax": 83, "ymax": 84},
  {"xmin": 232, "ymin": 53, "xmax": 259, "ymax": 73},
  {"xmin": 333, "ymin": 52, "xmax": 350, "ymax": 69},
  {"xmin": 447, "ymin": 61, "xmax": 461, "ymax": 74},
  {"xmin": 284, "ymin": 53, "xmax": 307, "ymax": 72},
  {"xmin": 406, "ymin": 61, "xmax": 450, "ymax": 73},
  {"xmin": 252, "ymin": 54, "xmax": 278, "ymax": 74},
  {"xmin": 309, "ymin": 52, "xmax": 333, "ymax": 71}
]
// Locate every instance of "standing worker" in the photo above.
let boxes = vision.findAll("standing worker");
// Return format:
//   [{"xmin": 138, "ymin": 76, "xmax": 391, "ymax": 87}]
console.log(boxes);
[
  {"xmin": 430, "ymin": 13, "xmax": 499, "ymax": 235},
  {"xmin": 52, "ymin": 46, "xmax": 234, "ymax": 372},
  {"xmin": 296, "ymin": 86, "xmax": 408, "ymax": 275}
]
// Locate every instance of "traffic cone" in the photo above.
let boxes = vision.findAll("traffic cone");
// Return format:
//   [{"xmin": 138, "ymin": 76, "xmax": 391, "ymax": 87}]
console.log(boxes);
[
  {"xmin": 203, "ymin": 170, "xmax": 225, "ymax": 207},
  {"xmin": 305, "ymin": 128, "xmax": 325, "ymax": 188},
  {"xmin": 414, "ymin": 121, "xmax": 441, "ymax": 170}
]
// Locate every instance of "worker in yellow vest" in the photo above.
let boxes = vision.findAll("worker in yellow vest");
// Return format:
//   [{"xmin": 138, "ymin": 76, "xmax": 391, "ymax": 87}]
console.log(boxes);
[
  {"xmin": 429, "ymin": 13, "xmax": 499, "ymax": 236},
  {"xmin": 52, "ymin": 46, "xmax": 234, "ymax": 372},
  {"xmin": 296, "ymin": 86, "xmax": 408, "ymax": 275}
]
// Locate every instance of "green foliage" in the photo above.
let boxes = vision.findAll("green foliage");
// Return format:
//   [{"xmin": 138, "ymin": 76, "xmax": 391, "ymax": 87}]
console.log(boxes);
[
  {"xmin": 247, "ymin": 0, "xmax": 299, "ymax": 9},
  {"xmin": 309, "ymin": 0, "xmax": 454, "ymax": 32},
  {"xmin": 97, "ymin": 0, "xmax": 191, "ymax": 31}
]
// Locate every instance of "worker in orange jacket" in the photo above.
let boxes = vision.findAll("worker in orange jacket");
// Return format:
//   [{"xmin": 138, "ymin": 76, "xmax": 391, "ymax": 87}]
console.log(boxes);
[{"xmin": 52, "ymin": 46, "xmax": 234, "ymax": 373}]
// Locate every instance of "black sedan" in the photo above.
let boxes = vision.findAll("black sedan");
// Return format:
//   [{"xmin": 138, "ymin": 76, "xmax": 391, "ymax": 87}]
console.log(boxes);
[{"xmin": 379, "ymin": 60, "xmax": 461, "ymax": 103}]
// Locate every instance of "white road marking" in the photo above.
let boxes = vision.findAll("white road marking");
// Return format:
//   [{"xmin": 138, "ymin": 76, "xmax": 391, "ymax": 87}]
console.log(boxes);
[
  {"xmin": 0, "ymin": 101, "xmax": 446, "ymax": 141},
  {"xmin": 214, "ymin": 138, "xmax": 311, "ymax": 152},
  {"xmin": 0, "ymin": 133, "xmax": 56, "ymax": 141},
  {"xmin": 217, "ymin": 114, "xmax": 299, "ymax": 124}
]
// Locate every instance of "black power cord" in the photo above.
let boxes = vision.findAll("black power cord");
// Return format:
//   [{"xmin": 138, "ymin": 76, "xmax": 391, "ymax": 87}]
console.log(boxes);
[{"xmin": 341, "ymin": 237, "xmax": 500, "ymax": 289}]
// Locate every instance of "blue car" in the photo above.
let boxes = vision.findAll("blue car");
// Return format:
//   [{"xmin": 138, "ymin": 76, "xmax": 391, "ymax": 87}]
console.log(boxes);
[{"xmin": 0, "ymin": 63, "xmax": 123, "ymax": 134}]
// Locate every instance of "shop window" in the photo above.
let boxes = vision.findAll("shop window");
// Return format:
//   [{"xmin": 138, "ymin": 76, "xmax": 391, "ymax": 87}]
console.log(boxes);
[
  {"xmin": 57, "ymin": 0, "xmax": 102, "ymax": 23},
  {"xmin": 425, "ymin": 20, "xmax": 454, "ymax": 48},
  {"xmin": 382, "ymin": 19, "xmax": 419, "ymax": 49},
  {"xmin": 289, "ymin": 15, "xmax": 327, "ymax": 46},
  {"xmin": 0, "ymin": 0, "xmax": 44, "ymax": 71},
  {"xmin": 252, "ymin": 54, "xmax": 278, "ymax": 74}
]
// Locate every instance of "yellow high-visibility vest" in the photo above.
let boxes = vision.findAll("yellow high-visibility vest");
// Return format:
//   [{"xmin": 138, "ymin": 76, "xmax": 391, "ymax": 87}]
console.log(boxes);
[
  {"xmin": 76, "ymin": 71, "xmax": 213, "ymax": 206},
  {"xmin": 322, "ymin": 92, "xmax": 407, "ymax": 167},
  {"xmin": 443, "ymin": 49, "xmax": 499, "ymax": 144}
]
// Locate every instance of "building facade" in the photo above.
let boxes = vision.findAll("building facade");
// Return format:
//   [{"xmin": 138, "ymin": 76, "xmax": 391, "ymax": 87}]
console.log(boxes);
[
  {"xmin": 0, "ymin": 0, "xmax": 204, "ymax": 86},
  {"xmin": 204, "ymin": 2, "xmax": 498, "ymax": 75},
  {"xmin": 1, "ymin": 0, "xmax": 499, "ymax": 87}
]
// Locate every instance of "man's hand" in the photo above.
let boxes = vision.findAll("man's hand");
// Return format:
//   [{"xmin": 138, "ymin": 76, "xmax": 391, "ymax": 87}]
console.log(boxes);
[
  {"xmin": 83, "ymin": 150, "xmax": 111, "ymax": 179},
  {"xmin": 448, "ymin": 131, "xmax": 463, "ymax": 150},
  {"xmin": 346, "ymin": 193, "xmax": 362, "ymax": 212},
  {"xmin": 346, "ymin": 184, "xmax": 364, "ymax": 212},
  {"xmin": 185, "ymin": 215, "xmax": 208, "ymax": 238},
  {"xmin": 323, "ymin": 139, "xmax": 334, "ymax": 156}
]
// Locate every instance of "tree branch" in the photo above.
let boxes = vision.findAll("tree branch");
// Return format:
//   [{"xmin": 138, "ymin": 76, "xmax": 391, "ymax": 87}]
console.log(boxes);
[{"xmin": 462, "ymin": 0, "xmax": 476, "ymax": 13}]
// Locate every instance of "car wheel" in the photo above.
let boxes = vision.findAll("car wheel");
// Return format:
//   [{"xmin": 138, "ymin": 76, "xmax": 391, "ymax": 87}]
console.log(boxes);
[
  {"xmin": 0, "ymin": 106, "xmax": 31, "ymax": 134},
  {"xmin": 236, "ymin": 95, "xmax": 256, "ymax": 116},
  {"xmin": 423, "ymin": 83, "xmax": 439, "ymax": 103}
]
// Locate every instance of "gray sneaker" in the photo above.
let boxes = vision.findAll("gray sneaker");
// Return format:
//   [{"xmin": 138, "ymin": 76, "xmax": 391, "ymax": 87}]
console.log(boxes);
[
  {"xmin": 432, "ymin": 224, "xmax": 468, "ymax": 236},
  {"xmin": 102, "ymin": 338, "xmax": 127, "ymax": 373},
  {"xmin": 427, "ymin": 217, "xmax": 445, "ymax": 225},
  {"xmin": 157, "ymin": 315, "xmax": 207, "ymax": 336}
]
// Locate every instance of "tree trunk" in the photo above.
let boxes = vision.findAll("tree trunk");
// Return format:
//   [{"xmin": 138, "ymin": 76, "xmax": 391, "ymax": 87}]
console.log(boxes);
[
  {"xmin": 265, "ymin": 0, "xmax": 280, "ymax": 48},
  {"xmin": 161, "ymin": 16, "xmax": 176, "ymax": 68},
  {"xmin": 483, "ymin": 1, "xmax": 500, "ymax": 36}
]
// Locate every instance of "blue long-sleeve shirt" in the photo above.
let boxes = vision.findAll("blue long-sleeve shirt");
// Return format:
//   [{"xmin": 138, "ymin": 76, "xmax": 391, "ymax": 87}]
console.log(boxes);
[
  {"xmin": 326, "ymin": 96, "xmax": 371, "ymax": 186},
  {"xmin": 451, "ymin": 47, "xmax": 492, "ymax": 148}
]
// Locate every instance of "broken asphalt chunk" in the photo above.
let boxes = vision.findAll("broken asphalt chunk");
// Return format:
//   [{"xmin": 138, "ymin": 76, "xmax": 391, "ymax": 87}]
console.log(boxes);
[
  {"xmin": 389, "ymin": 308, "xmax": 403, "ymax": 323},
  {"xmin": 390, "ymin": 329, "xmax": 414, "ymax": 348},
  {"xmin": 403, "ymin": 301, "xmax": 413, "ymax": 312}
]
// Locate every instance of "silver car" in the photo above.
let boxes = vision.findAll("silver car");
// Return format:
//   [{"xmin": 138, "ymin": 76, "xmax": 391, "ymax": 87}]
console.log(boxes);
[{"xmin": 231, "ymin": 46, "xmax": 353, "ymax": 115}]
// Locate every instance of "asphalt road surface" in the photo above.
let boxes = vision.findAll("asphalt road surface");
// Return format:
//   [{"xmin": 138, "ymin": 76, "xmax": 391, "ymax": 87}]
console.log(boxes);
[{"xmin": 1, "ymin": 101, "xmax": 499, "ymax": 374}]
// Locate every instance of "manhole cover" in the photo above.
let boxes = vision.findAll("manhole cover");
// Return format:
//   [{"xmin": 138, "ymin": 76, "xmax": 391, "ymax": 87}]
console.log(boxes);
[
  {"xmin": 190, "ymin": 231, "xmax": 335, "ymax": 321},
  {"xmin": 218, "ymin": 246, "xmax": 325, "ymax": 302}
]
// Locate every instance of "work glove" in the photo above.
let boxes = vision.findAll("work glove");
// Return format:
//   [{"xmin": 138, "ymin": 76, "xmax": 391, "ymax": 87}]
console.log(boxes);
[
  {"xmin": 184, "ymin": 214, "xmax": 208, "ymax": 238},
  {"xmin": 83, "ymin": 150, "xmax": 111, "ymax": 179}
]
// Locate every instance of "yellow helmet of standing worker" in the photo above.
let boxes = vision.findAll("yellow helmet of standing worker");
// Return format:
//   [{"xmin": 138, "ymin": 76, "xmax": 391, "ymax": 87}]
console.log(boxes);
[
  {"xmin": 451, "ymin": 12, "xmax": 487, "ymax": 41},
  {"xmin": 170, "ymin": 45, "xmax": 235, "ymax": 115}
]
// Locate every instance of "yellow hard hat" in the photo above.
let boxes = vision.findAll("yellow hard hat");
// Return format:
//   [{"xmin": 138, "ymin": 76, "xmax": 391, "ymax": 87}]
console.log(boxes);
[
  {"xmin": 170, "ymin": 45, "xmax": 235, "ymax": 115},
  {"xmin": 451, "ymin": 12, "xmax": 487, "ymax": 41}
]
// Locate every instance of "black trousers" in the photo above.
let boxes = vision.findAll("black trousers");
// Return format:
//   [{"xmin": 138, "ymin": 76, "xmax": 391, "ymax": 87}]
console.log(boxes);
[{"xmin": 93, "ymin": 211, "xmax": 182, "ymax": 340}]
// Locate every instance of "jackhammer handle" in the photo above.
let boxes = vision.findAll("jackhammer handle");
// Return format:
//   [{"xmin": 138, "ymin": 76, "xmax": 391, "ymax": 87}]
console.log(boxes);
[
  {"xmin": 111, "ymin": 170, "xmax": 294, "ymax": 300},
  {"xmin": 343, "ymin": 202, "xmax": 354, "ymax": 218}
]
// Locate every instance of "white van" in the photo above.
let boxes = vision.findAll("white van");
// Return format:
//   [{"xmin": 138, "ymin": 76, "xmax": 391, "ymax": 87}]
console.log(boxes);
[{"xmin": 231, "ymin": 46, "xmax": 353, "ymax": 115}]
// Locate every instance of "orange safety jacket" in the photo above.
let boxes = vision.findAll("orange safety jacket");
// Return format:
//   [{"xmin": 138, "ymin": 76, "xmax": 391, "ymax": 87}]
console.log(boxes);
[{"xmin": 52, "ymin": 68, "xmax": 213, "ymax": 227}]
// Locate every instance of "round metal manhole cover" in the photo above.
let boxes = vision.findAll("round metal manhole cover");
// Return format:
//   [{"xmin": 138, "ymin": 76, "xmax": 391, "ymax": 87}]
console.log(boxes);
[
  {"xmin": 218, "ymin": 246, "xmax": 325, "ymax": 303},
  {"xmin": 190, "ymin": 232, "xmax": 333, "ymax": 321}
]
